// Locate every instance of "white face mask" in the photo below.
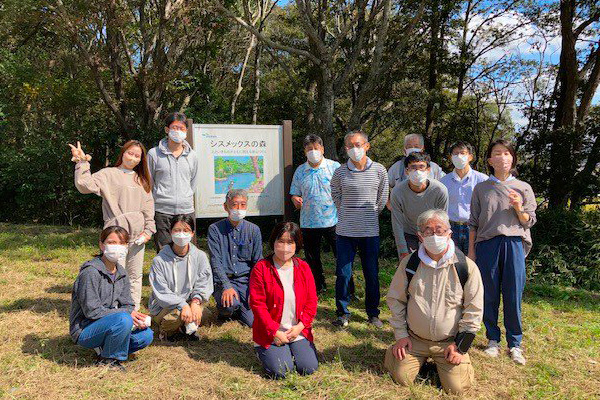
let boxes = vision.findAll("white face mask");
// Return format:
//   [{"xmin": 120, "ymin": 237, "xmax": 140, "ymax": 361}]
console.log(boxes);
[
  {"xmin": 168, "ymin": 129, "xmax": 187, "ymax": 143},
  {"xmin": 405, "ymin": 147, "xmax": 422, "ymax": 156},
  {"xmin": 275, "ymin": 243, "xmax": 296, "ymax": 261},
  {"xmin": 306, "ymin": 150, "xmax": 322, "ymax": 164},
  {"xmin": 409, "ymin": 170, "xmax": 428, "ymax": 186},
  {"xmin": 229, "ymin": 209, "xmax": 247, "ymax": 222},
  {"xmin": 423, "ymin": 235, "xmax": 449, "ymax": 255},
  {"xmin": 452, "ymin": 154, "xmax": 469, "ymax": 170},
  {"xmin": 172, "ymin": 232, "xmax": 193, "ymax": 247},
  {"xmin": 347, "ymin": 147, "xmax": 365, "ymax": 162},
  {"xmin": 103, "ymin": 244, "xmax": 128, "ymax": 263}
]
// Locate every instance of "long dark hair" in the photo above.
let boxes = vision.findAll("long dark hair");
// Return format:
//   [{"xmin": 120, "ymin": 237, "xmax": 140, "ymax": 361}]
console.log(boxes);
[
  {"xmin": 115, "ymin": 140, "xmax": 152, "ymax": 193},
  {"xmin": 486, "ymin": 138, "xmax": 518, "ymax": 176},
  {"xmin": 95, "ymin": 226, "xmax": 130, "ymax": 257}
]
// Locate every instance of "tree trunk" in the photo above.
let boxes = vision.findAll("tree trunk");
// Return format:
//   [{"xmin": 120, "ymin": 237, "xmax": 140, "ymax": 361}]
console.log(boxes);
[{"xmin": 252, "ymin": 42, "xmax": 262, "ymax": 124}]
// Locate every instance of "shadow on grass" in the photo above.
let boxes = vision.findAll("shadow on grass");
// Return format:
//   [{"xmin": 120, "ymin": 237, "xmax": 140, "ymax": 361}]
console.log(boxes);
[
  {"xmin": 319, "ymin": 342, "xmax": 387, "ymax": 375},
  {"xmin": 22, "ymin": 333, "xmax": 95, "ymax": 366},
  {"xmin": 46, "ymin": 284, "xmax": 73, "ymax": 294},
  {"xmin": 1, "ymin": 297, "xmax": 70, "ymax": 317}
]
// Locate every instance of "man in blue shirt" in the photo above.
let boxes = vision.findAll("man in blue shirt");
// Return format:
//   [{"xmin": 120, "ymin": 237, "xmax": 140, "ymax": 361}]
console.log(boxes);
[
  {"xmin": 440, "ymin": 141, "xmax": 488, "ymax": 254},
  {"xmin": 290, "ymin": 134, "xmax": 341, "ymax": 293},
  {"xmin": 207, "ymin": 189, "xmax": 263, "ymax": 327}
]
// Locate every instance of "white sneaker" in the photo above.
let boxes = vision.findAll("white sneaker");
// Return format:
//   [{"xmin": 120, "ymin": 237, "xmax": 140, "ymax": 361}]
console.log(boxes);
[
  {"xmin": 509, "ymin": 347, "xmax": 526, "ymax": 365},
  {"xmin": 483, "ymin": 340, "xmax": 500, "ymax": 357}
]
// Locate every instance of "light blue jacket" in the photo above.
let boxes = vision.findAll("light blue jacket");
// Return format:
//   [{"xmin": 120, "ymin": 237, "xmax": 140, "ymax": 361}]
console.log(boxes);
[{"xmin": 147, "ymin": 138, "xmax": 198, "ymax": 215}]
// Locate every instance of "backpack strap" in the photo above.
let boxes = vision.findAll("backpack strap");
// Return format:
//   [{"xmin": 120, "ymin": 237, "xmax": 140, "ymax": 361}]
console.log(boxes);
[
  {"xmin": 405, "ymin": 251, "xmax": 420, "ymax": 297},
  {"xmin": 453, "ymin": 249, "xmax": 469, "ymax": 290}
]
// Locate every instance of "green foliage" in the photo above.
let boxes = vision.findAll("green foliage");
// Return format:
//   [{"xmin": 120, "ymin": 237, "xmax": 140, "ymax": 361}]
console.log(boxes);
[{"xmin": 528, "ymin": 208, "xmax": 600, "ymax": 291}]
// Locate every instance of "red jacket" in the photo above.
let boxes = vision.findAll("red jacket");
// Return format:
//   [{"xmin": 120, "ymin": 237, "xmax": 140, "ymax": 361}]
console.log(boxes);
[{"xmin": 249, "ymin": 256, "xmax": 318, "ymax": 348}]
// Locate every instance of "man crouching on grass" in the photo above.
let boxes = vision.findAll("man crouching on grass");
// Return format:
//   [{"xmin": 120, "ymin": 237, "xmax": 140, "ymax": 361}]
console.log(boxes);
[{"xmin": 384, "ymin": 209, "xmax": 483, "ymax": 394}]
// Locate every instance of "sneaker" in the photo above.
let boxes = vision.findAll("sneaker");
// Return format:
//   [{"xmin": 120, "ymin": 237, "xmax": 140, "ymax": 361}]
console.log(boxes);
[
  {"xmin": 332, "ymin": 315, "xmax": 349, "ymax": 327},
  {"xmin": 509, "ymin": 347, "xmax": 526, "ymax": 365},
  {"xmin": 367, "ymin": 316, "xmax": 384, "ymax": 328},
  {"xmin": 95, "ymin": 358, "xmax": 126, "ymax": 372},
  {"xmin": 483, "ymin": 340, "xmax": 500, "ymax": 357}
]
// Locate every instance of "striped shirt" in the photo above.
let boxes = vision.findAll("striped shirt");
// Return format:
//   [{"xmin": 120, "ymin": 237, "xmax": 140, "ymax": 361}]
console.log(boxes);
[{"xmin": 330, "ymin": 158, "xmax": 389, "ymax": 237}]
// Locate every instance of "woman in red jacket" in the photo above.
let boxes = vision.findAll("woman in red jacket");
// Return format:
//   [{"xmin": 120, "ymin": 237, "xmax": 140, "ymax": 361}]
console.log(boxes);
[{"xmin": 249, "ymin": 221, "xmax": 318, "ymax": 379}]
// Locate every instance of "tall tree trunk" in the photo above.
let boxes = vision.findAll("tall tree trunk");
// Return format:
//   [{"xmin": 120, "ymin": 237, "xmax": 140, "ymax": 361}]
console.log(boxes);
[
  {"xmin": 548, "ymin": 0, "xmax": 578, "ymax": 208},
  {"xmin": 425, "ymin": 0, "xmax": 440, "ymax": 154},
  {"xmin": 252, "ymin": 42, "xmax": 262, "ymax": 124},
  {"xmin": 231, "ymin": 34, "xmax": 257, "ymax": 122}
]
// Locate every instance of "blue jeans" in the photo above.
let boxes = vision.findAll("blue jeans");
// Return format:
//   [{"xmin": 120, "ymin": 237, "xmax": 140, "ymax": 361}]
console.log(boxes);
[
  {"xmin": 450, "ymin": 223, "xmax": 470, "ymax": 254},
  {"xmin": 255, "ymin": 339, "xmax": 318, "ymax": 379},
  {"xmin": 335, "ymin": 235, "xmax": 380, "ymax": 318},
  {"xmin": 475, "ymin": 236, "xmax": 526, "ymax": 348},
  {"xmin": 214, "ymin": 276, "xmax": 254, "ymax": 327},
  {"xmin": 77, "ymin": 312, "xmax": 154, "ymax": 360}
]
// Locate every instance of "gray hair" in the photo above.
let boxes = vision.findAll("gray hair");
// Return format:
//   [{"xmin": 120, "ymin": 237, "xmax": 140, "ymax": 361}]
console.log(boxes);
[
  {"xmin": 417, "ymin": 209, "xmax": 450, "ymax": 232},
  {"xmin": 404, "ymin": 133, "xmax": 424, "ymax": 147},
  {"xmin": 344, "ymin": 130, "xmax": 369, "ymax": 146},
  {"xmin": 226, "ymin": 188, "xmax": 248, "ymax": 202}
]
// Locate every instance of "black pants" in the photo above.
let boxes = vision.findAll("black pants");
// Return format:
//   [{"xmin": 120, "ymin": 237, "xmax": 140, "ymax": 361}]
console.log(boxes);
[
  {"xmin": 154, "ymin": 211, "xmax": 196, "ymax": 252},
  {"xmin": 302, "ymin": 226, "xmax": 354, "ymax": 294}
]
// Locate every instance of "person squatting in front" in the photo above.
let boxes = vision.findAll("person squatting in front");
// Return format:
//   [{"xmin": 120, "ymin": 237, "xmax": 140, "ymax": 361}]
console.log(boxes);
[
  {"xmin": 385, "ymin": 209, "xmax": 483, "ymax": 395},
  {"xmin": 69, "ymin": 226, "xmax": 153, "ymax": 372},
  {"xmin": 250, "ymin": 222, "xmax": 319, "ymax": 379}
]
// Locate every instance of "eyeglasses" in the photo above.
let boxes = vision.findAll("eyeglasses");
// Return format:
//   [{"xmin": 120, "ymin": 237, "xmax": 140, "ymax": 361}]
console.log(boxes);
[
  {"xmin": 421, "ymin": 228, "xmax": 450, "ymax": 237},
  {"xmin": 406, "ymin": 164, "xmax": 428, "ymax": 172}
]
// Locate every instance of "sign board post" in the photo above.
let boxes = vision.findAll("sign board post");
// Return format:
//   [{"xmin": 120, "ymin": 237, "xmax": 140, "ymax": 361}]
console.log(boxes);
[{"xmin": 187, "ymin": 121, "xmax": 293, "ymax": 221}]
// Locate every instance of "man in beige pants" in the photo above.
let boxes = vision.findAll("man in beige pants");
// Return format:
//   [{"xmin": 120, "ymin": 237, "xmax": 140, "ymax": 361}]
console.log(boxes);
[{"xmin": 385, "ymin": 209, "xmax": 484, "ymax": 395}]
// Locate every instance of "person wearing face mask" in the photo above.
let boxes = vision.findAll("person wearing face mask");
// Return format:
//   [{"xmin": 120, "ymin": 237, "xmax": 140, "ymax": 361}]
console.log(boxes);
[
  {"xmin": 69, "ymin": 226, "xmax": 154, "ymax": 372},
  {"xmin": 250, "ymin": 222, "xmax": 318, "ymax": 379},
  {"xmin": 468, "ymin": 139, "xmax": 537, "ymax": 365},
  {"xmin": 147, "ymin": 112, "xmax": 199, "ymax": 252},
  {"xmin": 289, "ymin": 134, "xmax": 341, "ymax": 293},
  {"xmin": 148, "ymin": 214, "xmax": 213, "ymax": 341},
  {"xmin": 440, "ymin": 142, "xmax": 488, "ymax": 254},
  {"xmin": 385, "ymin": 209, "xmax": 483, "ymax": 395},
  {"xmin": 387, "ymin": 134, "xmax": 445, "ymax": 190},
  {"xmin": 207, "ymin": 189, "xmax": 263, "ymax": 327},
  {"xmin": 390, "ymin": 152, "xmax": 448, "ymax": 261},
  {"xmin": 330, "ymin": 130, "xmax": 389, "ymax": 328},
  {"xmin": 69, "ymin": 140, "xmax": 156, "ymax": 311}
]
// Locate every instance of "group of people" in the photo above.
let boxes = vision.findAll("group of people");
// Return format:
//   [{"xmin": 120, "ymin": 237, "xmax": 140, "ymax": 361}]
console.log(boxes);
[{"xmin": 67, "ymin": 112, "xmax": 537, "ymax": 394}]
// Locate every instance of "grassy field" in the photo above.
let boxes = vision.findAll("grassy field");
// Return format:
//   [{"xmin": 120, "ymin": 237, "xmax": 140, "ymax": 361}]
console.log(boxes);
[{"xmin": 0, "ymin": 223, "xmax": 598, "ymax": 399}]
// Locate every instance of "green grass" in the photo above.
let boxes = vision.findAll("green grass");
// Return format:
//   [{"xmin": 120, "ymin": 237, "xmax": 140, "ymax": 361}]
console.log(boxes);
[{"xmin": 0, "ymin": 222, "xmax": 598, "ymax": 399}]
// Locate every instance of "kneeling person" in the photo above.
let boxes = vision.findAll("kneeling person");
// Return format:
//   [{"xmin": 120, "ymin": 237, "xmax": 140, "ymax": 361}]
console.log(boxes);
[
  {"xmin": 69, "ymin": 226, "xmax": 153, "ymax": 371},
  {"xmin": 385, "ymin": 209, "xmax": 483, "ymax": 395},
  {"xmin": 208, "ymin": 189, "xmax": 263, "ymax": 326},
  {"xmin": 149, "ymin": 214, "xmax": 214, "ymax": 340}
]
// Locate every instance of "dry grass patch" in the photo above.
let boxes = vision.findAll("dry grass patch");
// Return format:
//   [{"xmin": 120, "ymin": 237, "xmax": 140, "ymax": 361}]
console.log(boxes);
[{"xmin": 0, "ymin": 223, "xmax": 598, "ymax": 399}]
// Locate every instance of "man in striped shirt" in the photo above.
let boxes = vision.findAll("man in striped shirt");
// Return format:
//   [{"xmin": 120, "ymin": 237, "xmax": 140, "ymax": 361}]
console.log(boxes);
[{"xmin": 330, "ymin": 130, "xmax": 389, "ymax": 328}]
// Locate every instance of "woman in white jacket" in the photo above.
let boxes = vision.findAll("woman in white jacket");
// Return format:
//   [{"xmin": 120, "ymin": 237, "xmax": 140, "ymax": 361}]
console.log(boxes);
[{"xmin": 148, "ymin": 214, "xmax": 214, "ymax": 341}]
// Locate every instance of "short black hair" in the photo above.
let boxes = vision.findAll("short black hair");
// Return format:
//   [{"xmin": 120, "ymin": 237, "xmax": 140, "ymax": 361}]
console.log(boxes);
[
  {"xmin": 448, "ymin": 141, "xmax": 474, "ymax": 155},
  {"xmin": 486, "ymin": 138, "xmax": 518, "ymax": 176},
  {"xmin": 303, "ymin": 134, "xmax": 323, "ymax": 148},
  {"xmin": 269, "ymin": 221, "xmax": 303, "ymax": 252},
  {"xmin": 164, "ymin": 112, "xmax": 187, "ymax": 128},
  {"xmin": 404, "ymin": 151, "xmax": 431, "ymax": 168},
  {"xmin": 169, "ymin": 214, "xmax": 196, "ymax": 232}
]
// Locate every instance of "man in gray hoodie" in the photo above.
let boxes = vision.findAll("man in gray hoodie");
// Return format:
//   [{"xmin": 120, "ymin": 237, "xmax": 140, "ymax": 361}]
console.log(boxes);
[
  {"xmin": 147, "ymin": 112, "xmax": 199, "ymax": 251},
  {"xmin": 148, "ymin": 215, "xmax": 214, "ymax": 340}
]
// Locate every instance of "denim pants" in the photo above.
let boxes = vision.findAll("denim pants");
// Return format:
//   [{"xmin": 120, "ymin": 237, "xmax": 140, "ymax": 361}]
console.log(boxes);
[
  {"xmin": 450, "ymin": 223, "xmax": 470, "ymax": 254},
  {"xmin": 335, "ymin": 235, "xmax": 380, "ymax": 318},
  {"xmin": 255, "ymin": 339, "xmax": 318, "ymax": 379},
  {"xmin": 77, "ymin": 312, "xmax": 154, "ymax": 360},
  {"xmin": 214, "ymin": 276, "xmax": 254, "ymax": 327},
  {"xmin": 475, "ymin": 236, "xmax": 526, "ymax": 348}
]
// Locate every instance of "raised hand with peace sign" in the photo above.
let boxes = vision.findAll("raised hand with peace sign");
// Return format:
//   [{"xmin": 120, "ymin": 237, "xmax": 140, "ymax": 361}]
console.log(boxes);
[{"xmin": 68, "ymin": 141, "xmax": 91, "ymax": 163}]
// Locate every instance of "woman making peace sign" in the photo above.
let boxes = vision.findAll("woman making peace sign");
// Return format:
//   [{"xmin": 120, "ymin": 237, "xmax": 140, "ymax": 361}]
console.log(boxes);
[{"xmin": 69, "ymin": 140, "xmax": 156, "ymax": 310}]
